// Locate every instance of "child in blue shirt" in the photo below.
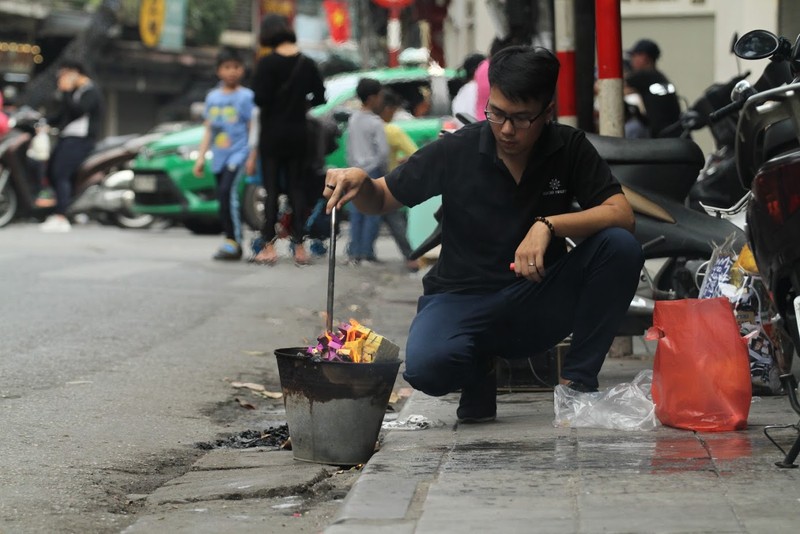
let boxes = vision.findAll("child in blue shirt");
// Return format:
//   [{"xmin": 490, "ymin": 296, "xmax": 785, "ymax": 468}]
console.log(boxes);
[{"xmin": 194, "ymin": 48, "xmax": 256, "ymax": 260}]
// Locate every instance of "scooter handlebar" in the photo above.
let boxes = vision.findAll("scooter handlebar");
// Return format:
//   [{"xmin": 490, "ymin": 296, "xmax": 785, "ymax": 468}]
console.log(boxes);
[{"xmin": 708, "ymin": 99, "xmax": 745, "ymax": 123}]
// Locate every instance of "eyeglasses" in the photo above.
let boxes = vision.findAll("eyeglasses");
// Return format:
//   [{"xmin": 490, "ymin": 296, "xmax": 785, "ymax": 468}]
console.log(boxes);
[{"xmin": 484, "ymin": 102, "xmax": 549, "ymax": 129}]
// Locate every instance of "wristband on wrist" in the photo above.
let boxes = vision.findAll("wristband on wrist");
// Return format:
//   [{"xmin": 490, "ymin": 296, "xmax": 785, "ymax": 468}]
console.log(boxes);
[{"xmin": 534, "ymin": 216, "xmax": 556, "ymax": 237}]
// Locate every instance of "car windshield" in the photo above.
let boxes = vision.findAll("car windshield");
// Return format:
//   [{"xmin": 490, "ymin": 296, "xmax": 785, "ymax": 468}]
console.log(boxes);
[{"xmin": 320, "ymin": 67, "xmax": 455, "ymax": 119}]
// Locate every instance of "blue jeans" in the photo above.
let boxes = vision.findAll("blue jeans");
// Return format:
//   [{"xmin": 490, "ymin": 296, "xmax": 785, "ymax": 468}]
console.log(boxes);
[
  {"xmin": 348, "ymin": 208, "xmax": 381, "ymax": 259},
  {"xmin": 347, "ymin": 169, "xmax": 383, "ymax": 259},
  {"xmin": 403, "ymin": 228, "xmax": 644, "ymax": 394}
]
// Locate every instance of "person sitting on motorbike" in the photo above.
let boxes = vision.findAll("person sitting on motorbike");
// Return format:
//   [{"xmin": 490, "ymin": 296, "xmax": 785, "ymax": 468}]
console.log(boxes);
[
  {"xmin": 624, "ymin": 39, "xmax": 681, "ymax": 138},
  {"xmin": 323, "ymin": 46, "xmax": 644, "ymax": 423},
  {"xmin": 40, "ymin": 59, "xmax": 104, "ymax": 233}
]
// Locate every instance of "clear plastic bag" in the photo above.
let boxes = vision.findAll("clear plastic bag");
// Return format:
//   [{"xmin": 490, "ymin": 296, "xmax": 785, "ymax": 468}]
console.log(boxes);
[{"xmin": 553, "ymin": 370, "xmax": 659, "ymax": 431}]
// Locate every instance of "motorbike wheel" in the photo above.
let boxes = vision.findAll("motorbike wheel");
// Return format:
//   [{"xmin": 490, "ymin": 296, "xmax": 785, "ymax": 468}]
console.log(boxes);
[
  {"xmin": 242, "ymin": 183, "xmax": 266, "ymax": 232},
  {"xmin": 0, "ymin": 168, "xmax": 18, "ymax": 228},
  {"xmin": 112, "ymin": 212, "xmax": 156, "ymax": 229}
]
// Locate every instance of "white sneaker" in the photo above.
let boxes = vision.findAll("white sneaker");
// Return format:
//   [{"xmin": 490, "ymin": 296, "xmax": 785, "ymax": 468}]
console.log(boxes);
[{"xmin": 39, "ymin": 214, "xmax": 72, "ymax": 233}]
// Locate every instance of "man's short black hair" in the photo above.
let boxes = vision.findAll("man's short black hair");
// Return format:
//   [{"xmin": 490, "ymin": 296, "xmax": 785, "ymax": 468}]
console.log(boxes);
[
  {"xmin": 58, "ymin": 59, "xmax": 86, "ymax": 75},
  {"xmin": 259, "ymin": 14, "xmax": 297, "ymax": 47},
  {"xmin": 488, "ymin": 46, "xmax": 559, "ymax": 105},
  {"xmin": 217, "ymin": 47, "xmax": 244, "ymax": 67},
  {"xmin": 356, "ymin": 78, "xmax": 382, "ymax": 103},
  {"xmin": 626, "ymin": 39, "xmax": 660, "ymax": 61}
]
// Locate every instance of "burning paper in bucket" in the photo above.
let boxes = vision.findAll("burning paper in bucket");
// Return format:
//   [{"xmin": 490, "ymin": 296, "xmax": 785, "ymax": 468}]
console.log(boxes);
[{"xmin": 307, "ymin": 319, "xmax": 400, "ymax": 363}]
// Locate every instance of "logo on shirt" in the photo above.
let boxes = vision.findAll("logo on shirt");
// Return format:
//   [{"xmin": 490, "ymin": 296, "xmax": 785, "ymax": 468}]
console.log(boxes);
[
  {"xmin": 214, "ymin": 132, "xmax": 231, "ymax": 149},
  {"xmin": 208, "ymin": 105, "xmax": 239, "ymax": 124},
  {"xmin": 542, "ymin": 177, "xmax": 567, "ymax": 197},
  {"xmin": 648, "ymin": 83, "xmax": 676, "ymax": 96}
]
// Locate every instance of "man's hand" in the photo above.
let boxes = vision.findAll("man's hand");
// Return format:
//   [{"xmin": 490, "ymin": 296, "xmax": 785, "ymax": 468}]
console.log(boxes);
[
  {"xmin": 323, "ymin": 167, "xmax": 370, "ymax": 213},
  {"xmin": 192, "ymin": 158, "xmax": 205, "ymax": 178},
  {"xmin": 245, "ymin": 152, "xmax": 257, "ymax": 176},
  {"xmin": 513, "ymin": 220, "xmax": 552, "ymax": 282}
]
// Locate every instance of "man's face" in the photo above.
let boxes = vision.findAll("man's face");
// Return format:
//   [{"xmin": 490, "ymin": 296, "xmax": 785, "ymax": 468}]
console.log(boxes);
[
  {"xmin": 628, "ymin": 52, "xmax": 649, "ymax": 71},
  {"xmin": 486, "ymin": 86, "xmax": 552, "ymax": 160},
  {"xmin": 380, "ymin": 104, "xmax": 397, "ymax": 123},
  {"xmin": 217, "ymin": 61, "xmax": 244, "ymax": 86},
  {"xmin": 56, "ymin": 68, "xmax": 80, "ymax": 91},
  {"xmin": 367, "ymin": 90, "xmax": 384, "ymax": 114}
]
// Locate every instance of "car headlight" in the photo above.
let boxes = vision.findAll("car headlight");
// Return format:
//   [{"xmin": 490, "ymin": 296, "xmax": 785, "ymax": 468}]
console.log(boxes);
[{"xmin": 176, "ymin": 145, "xmax": 213, "ymax": 161}]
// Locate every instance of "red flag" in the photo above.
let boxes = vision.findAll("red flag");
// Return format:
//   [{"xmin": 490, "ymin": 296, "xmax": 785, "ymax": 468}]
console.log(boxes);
[{"xmin": 323, "ymin": 0, "xmax": 350, "ymax": 44}]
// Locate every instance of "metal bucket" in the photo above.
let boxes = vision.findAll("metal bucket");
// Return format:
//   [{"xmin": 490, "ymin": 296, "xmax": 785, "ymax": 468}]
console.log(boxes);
[{"xmin": 275, "ymin": 347, "xmax": 401, "ymax": 466}]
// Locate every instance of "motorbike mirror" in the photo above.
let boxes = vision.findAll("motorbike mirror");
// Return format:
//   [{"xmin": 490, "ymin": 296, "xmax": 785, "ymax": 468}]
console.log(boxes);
[
  {"xmin": 730, "ymin": 32, "xmax": 739, "ymax": 54},
  {"xmin": 734, "ymin": 29, "xmax": 780, "ymax": 59}
]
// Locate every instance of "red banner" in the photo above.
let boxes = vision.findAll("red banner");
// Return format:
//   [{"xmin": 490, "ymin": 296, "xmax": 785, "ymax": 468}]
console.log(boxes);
[
  {"xmin": 323, "ymin": 0, "xmax": 350, "ymax": 44},
  {"xmin": 372, "ymin": 0, "xmax": 414, "ymax": 8}
]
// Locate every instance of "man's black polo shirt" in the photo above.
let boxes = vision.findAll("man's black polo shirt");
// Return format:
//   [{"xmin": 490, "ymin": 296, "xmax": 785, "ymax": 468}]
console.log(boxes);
[{"xmin": 385, "ymin": 121, "xmax": 622, "ymax": 295}]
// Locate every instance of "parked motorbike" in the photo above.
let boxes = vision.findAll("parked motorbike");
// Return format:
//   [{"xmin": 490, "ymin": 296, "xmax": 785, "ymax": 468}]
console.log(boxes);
[
  {"xmin": 0, "ymin": 108, "xmax": 181, "ymax": 228},
  {"xmin": 713, "ymin": 29, "xmax": 800, "ymax": 467},
  {"xmin": 411, "ymin": 113, "xmax": 747, "ymax": 336}
]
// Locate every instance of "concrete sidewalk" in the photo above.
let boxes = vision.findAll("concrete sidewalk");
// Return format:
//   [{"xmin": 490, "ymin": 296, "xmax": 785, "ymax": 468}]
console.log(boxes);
[
  {"xmin": 120, "ymin": 239, "xmax": 800, "ymax": 534},
  {"xmin": 121, "ymin": 355, "xmax": 800, "ymax": 534},
  {"xmin": 327, "ymin": 357, "xmax": 800, "ymax": 534}
]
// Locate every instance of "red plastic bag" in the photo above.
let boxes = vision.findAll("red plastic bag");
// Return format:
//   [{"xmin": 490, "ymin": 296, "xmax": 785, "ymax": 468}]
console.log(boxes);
[{"xmin": 646, "ymin": 298, "xmax": 752, "ymax": 431}]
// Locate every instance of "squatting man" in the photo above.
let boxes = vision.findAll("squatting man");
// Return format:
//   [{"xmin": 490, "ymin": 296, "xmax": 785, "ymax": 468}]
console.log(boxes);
[{"xmin": 323, "ymin": 46, "xmax": 644, "ymax": 423}]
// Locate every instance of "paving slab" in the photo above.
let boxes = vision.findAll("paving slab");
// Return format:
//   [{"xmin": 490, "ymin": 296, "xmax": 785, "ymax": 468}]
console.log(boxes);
[
  {"xmin": 328, "ymin": 356, "xmax": 800, "ymax": 533},
  {"xmin": 144, "ymin": 450, "xmax": 334, "ymax": 506}
]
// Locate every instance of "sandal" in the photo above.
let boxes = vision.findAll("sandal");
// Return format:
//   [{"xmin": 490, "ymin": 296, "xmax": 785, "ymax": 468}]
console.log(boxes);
[
  {"xmin": 293, "ymin": 244, "xmax": 311, "ymax": 266},
  {"xmin": 252, "ymin": 243, "xmax": 278, "ymax": 265}
]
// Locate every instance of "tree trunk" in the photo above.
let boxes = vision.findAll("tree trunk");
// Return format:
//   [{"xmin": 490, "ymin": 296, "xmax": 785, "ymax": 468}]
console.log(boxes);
[{"xmin": 20, "ymin": 0, "xmax": 122, "ymax": 109}]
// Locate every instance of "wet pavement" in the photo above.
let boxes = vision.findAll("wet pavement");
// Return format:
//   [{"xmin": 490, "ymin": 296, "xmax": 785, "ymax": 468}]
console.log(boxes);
[
  {"xmin": 117, "ymin": 234, "xmax": 800, "ymax": 533},
  {"xmin": 326, "ymin": 356, "xmax": 800, "ymax": 533}
]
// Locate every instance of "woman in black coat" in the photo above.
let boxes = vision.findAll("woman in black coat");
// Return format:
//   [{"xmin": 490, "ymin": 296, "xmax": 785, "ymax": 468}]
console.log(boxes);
[{"xmin": 252, "ymin": 14, "xmax": 325, "ymax": 265}]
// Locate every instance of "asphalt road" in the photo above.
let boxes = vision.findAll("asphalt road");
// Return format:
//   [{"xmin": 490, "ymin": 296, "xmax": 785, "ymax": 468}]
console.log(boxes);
[{"xmin": 0, "ymin": 220, "xmax": 419, "ymax": 533}]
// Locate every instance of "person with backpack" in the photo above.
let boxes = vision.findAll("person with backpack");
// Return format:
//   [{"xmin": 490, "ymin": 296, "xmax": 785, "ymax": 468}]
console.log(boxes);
[{"xmin": 251, "ymin": 14, "xmax": 326, "ymax": 266}]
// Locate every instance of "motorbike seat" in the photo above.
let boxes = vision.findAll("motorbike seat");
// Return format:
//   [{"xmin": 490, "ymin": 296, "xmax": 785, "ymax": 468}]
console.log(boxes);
[
  {"xmin": 762, "ymin": 117, "xmax": 799, "ymax": 163},
  {"xmin": 586, "ymin": 134, "xmax": 703, "ymax": 165}
]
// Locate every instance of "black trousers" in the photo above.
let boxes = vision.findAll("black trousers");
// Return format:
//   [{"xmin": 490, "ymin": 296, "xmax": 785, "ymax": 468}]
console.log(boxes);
[
  {"xmin": 403, "ymin": 228, "xmax": 645, "ymax": 393},
  {"xmin": 259, "ymin": 152, "xmax": 308, "ymax": 244},
  {"xmin": 215, "ymin": 164, "xmax": 242, "ymax": 243},
  {"xmin": 48, "ymin": 137, "xmax": 94, "ymax": 215}
]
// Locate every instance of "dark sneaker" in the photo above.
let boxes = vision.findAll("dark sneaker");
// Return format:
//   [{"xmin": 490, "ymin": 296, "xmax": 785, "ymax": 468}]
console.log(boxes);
[
  {"xmin": 213, "ymin": 239, "xmax": 242, "ymax": 261},
  {"xmin": 309, "ymin": 239, "xmax": 327, "ymax": 257},
  {"xmin": 457, "ymin": 358, "xmax": 497, "ymax": 424},
  {"xmin": 565, "ymin": 381, "xmax": 598, "ymax": 393}
]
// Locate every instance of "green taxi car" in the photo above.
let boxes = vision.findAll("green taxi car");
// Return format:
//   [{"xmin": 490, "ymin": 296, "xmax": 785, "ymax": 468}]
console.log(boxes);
[{"xmin": 130, "ymin": 64, "xmax": 458, "ymax": 234}]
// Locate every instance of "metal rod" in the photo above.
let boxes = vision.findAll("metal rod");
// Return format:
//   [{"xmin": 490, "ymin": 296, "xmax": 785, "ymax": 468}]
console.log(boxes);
[{"xmin": 326, "ymin": 206, "xmax": 337, "ymax": 333}]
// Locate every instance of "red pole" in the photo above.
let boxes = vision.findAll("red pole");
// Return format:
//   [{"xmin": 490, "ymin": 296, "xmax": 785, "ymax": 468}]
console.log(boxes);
[
  {"xmin": 387, "ymin": 6, "xmax": 401, "ymax": 67},
  {"xmin": 555, "ymin": 0, "xmax": 577, "ymax": 126},
  {"xmin": 595, "ymin": 0, "xmax": 622, "ymax": 80},
  {"xmin": 594, "ymin": 0, "xmax": 623, "ymax": 136}
]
